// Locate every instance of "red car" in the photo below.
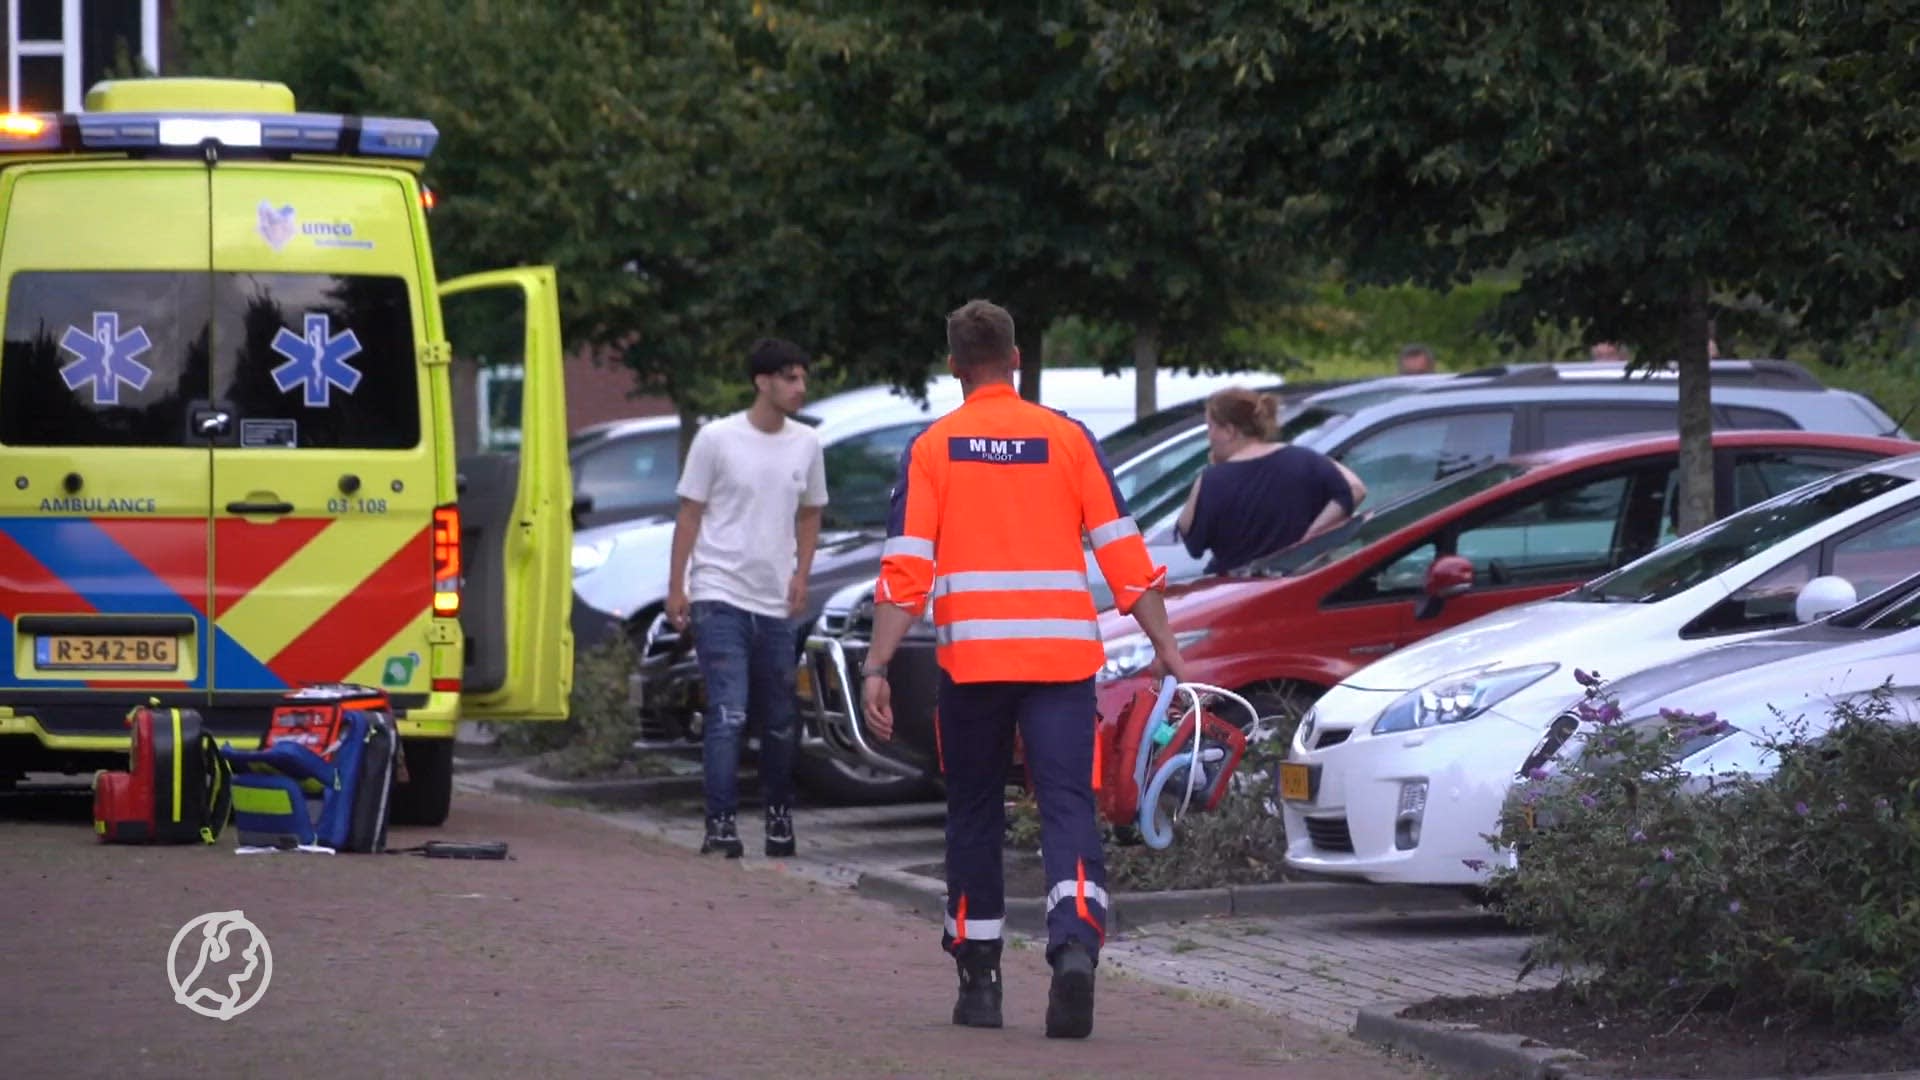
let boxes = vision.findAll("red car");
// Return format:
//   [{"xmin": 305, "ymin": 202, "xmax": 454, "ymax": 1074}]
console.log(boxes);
[{"xmin": 1093, "ymin": 430, "xmax": 1919, "ymax": 728}]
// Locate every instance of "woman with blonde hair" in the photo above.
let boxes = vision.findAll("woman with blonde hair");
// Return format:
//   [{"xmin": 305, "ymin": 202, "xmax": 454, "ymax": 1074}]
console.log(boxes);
[{"xmin": 1175, "ymin": 386, "xmax": 1368, "ymax": 574}]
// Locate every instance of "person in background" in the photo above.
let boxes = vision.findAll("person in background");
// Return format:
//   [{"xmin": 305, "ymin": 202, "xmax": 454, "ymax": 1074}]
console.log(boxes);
[
  {"xmin": 1397, "ymin": 343, "xmax": 1436, "ymax": 375},
  {"xmin": 666, "ymin": 337, "xmax": 828, "ymax": 860},
  {"xmin": 1176, "ymin": 387, "xmax": 1368, "ymax": 575}
]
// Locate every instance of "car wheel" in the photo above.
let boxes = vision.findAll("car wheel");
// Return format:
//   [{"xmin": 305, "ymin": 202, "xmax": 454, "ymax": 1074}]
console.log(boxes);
[
  {"xmin": 390, "ymin": 738, "xmax": 454, "ymax": 826},
  {"xmin": 793, "ymin": 748, "xmax": 938, "ymax": 806}
]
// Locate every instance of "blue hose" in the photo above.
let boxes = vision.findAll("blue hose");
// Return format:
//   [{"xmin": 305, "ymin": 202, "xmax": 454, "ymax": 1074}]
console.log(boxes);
[
  {"xmin": 1133, "ymin": 675, "xmax": 1179, "ymax": 797},
  {"xmin": 1137, "ymin": 750, "xmax": 1195, "ymax": 849}
]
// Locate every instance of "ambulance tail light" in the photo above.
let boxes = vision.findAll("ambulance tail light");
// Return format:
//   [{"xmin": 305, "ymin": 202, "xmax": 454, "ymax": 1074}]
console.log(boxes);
[{"xmin": 432, "ymin": 504, "xmax": 462, "ymax": 617}]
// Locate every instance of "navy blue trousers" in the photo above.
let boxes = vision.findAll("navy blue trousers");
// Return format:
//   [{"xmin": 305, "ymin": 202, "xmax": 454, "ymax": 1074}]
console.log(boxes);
[{"xmin": 936, "ymin": 671, "xmax": 1108, "ymax": 964}]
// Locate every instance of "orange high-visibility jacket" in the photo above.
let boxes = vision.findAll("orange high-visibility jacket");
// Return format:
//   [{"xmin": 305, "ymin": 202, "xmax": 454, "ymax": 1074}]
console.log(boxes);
[{"xmin": 876, "ymin": 383, "xmax": 1166, "ymax": 683}]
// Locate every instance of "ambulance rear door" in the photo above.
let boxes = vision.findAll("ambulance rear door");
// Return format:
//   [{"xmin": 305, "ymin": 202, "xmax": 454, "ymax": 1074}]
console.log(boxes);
[
  {"xmin": 203, "ymin": 165, "xmax": 438, "ymax": 711},
  {"xmin": 438, "ymin": 268, "xmax": 573, "ymax": 721},
  {"xmin": 0, "ymin": 163, "xmax": 216, "ymax": 727}
]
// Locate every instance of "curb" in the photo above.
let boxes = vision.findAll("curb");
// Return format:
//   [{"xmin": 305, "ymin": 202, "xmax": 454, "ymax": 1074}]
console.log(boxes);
[
  {"xmin": 1352, "ymin": 1000, "xmax": 1589, "ymax": 1079},
  {"xmin": 1351, "ymin": 1001, "xmax": 1920, "ymax": 1080},
  {"xmin": 854, "ymin": 867, "xmax": 1471, "ymax": 933},
  {"xmin": 487, "ymin": 765, "xmax": 728, "ymax": 808}
]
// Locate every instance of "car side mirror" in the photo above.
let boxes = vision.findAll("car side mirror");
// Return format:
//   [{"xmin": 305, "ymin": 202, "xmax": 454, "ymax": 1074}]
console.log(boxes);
[
  {"xmin": 1794, "ymin": 574, "xmax": 1857, "ymax": 623},
  {"xmin": 1414, "ymin": 554, "xmax": 1476, "ymax": 621}
]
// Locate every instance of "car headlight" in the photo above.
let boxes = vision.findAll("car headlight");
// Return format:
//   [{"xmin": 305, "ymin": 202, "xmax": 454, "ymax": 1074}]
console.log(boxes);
[
  {"xmin": 571, "ymin": 537, "xmax": 615, "ymax": 577},
  {"xmin": 1371, "ymin": 663, "xmax": 1558, "ymax": 735},
  {"xmin": 1098, "ymin": 629, "xmax": 1210, "ymax": 682}
]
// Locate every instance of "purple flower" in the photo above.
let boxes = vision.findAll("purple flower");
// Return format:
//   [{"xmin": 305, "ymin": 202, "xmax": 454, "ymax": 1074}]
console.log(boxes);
[
  {"xmin": 1526, "ymin": 767, "xmax": 1550, "ymax": 782},
  {"xmin": 1579, "ymin": 794, "xmax": 1597, "ymax": 809},
  {"xmin": 1575, "ymin": 668, "xmax": 1600, "ymax": 687},
  {"xmin": 1631, "ymin": 829, "xmax": 1647, "ymax": 843},
  {"xmin": 1728, "ymin": 900, "xmax": 1742, "ymax": 914},
  {"xmin": 1874, "ymin": 797, "xmax": 1890, "ymax": 810},
  {"xmin": 1637, "ymin": 876, "xmax": 1654, "ymax": 889},
  {"xmin": 1795, "ymin": 801, "xmax": 1810, "ymax": 817},
  {"xmin": 1836, "ymin": 801, "xmax": 1849, "ymax": 813},
  {"xmin": 1660, "ymin": 707, "xmax": 1683, "ymax": 721},
  {"xmin": 1596, "ymin": 701, "xmax": 1622, "ymax": 725},
  {"xmin": 1462, "ymin": 858, "xmax": 1488, "ymax": 871},
  {"xmin": 1660, "ymin": 847, "xmax": 1675, "ymax": 862},
  {"xmin": 1668, "ymin": 977, "xmax": 1682, "ymax": 989}
]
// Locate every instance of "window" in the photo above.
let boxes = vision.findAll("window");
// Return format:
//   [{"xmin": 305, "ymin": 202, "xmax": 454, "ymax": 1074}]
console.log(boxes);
[
  {"xmin": 1333, "ymin": 410, "xmax": 1516, "ymax": 508},
  {"xmin": 1831, "ymin": 506, "xmax": 1920, "ymax": 601},
  {"xmin": 1578, "ymin": 471, "xmax": 1912, "ymax": 604},
  {"xmin": 213, "ymin": 273, "xmax": 420, "ymax": 450},
  {"xmin": 822, "ymin": 422, "xmax": 927, "ymax": 530},
  {"xmin": 1114, "ymin": 427, "xmax": 1206, "ymax": 504},
  {"xmin": 0, "ymin": 271, "xmax": 209, "ymax": 448},
  {"xmin": 573, "ymin": 432, "xmax": 679, "ymax": 518},
  {"xmin": 1683, "ymin": 550, "xmax": 1819, "ymax": 637},
  {"xmin": 1455, "ymin": 473, "xmax": 1637, "ymax": 586},
  {"xmin": 1536, "ymin": 405, "xmax": 1676, "ymax": 449},
  {"xmin": 1722, "ymin": 406, "xmax": 1796, "ymax": 430},
  {"xmin": 1732, "ymin": 450, "xmax": 1870, "ymax": 507}
]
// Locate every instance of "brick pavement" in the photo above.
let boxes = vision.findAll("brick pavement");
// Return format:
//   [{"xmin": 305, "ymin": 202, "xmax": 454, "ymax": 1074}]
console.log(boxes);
[
  {"xmin": 2, "ymin": 780, "xmax": 1435, "ymax": 1079},
  {"xmin": 462, "ymin": 763, "xmax": 1555, "ymax": 1037}
]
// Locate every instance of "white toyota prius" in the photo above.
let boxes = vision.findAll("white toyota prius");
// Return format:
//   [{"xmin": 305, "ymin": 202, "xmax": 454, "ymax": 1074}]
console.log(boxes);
[{"xmin": 1280, "ymin": 451, "xmax": 1920, "ymax": 889}]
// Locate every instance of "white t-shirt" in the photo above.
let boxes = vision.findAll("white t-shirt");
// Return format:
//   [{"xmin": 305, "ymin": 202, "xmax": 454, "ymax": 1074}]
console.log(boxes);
[{"xmin": 675, "ymin": 412, "xmax": 829, "ymax": 618}]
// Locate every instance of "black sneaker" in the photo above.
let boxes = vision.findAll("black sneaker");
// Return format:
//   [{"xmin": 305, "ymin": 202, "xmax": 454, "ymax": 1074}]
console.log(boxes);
[
  {"xmin": 1045, "ymin": 942, "xmax": 1096, "ymax": 1039},
  {"xmin": 765, "ymin": 804, "xmax": 795, "ymax": 857},
  {"xmin": 700, "ymin": 813, "xmax": 742, "ymax": 858}
]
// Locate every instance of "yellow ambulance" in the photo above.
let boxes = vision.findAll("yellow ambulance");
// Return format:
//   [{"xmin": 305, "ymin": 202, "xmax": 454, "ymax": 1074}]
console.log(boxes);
[{"xmin": 0, "ymin": 78, "xmax": 573, "ymax": 825}]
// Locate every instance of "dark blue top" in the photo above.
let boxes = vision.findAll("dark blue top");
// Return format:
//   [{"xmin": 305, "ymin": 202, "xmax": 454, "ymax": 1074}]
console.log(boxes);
[{"xmin": 1179, "ymin": 446, "xmax": 1355, "ymax": 574}]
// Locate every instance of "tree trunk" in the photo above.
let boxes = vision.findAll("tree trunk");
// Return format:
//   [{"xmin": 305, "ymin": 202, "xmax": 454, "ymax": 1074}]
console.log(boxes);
[
  {"xmin": 676, "ymin": 399, "xmax": 701, "ymax": 469},
  {"xmin": 1017, "ymin": 319, "xmax": 1045, "ymax": 403},
  {"xmin": 1674, "ymin": 289, "xmax": 1715, "ymax": 536},
  {"xmin": 1133, "ymin": 323, "xmax": 1160, "ymax": 420}
]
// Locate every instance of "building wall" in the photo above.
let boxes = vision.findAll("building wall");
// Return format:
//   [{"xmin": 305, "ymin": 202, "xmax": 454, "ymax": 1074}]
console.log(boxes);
[{"xmin": 8, "ymin": 0, "xmax": 160, "ymax": 112}]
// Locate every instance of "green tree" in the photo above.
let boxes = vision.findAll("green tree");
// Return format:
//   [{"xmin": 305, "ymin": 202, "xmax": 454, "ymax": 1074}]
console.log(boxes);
[{"xmin": 1098, "ymin": 0, "xmax": 1920, "ymax": 531}]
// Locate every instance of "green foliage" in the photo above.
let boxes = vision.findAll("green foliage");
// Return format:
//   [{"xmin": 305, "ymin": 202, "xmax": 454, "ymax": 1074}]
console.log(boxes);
[
  {"xmin": 494, "ymin": 637, "xmax": 647, "ymax": 779},
  {"xmin": 1490, "ymin": 678, "xmax": 1920, "ymax": 1031}
]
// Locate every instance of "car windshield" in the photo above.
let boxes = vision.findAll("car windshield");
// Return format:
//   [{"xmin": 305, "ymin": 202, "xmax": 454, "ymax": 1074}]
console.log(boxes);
[
  {"xmin": 1245, "ymin": 461, "xmax": 1528, "ymax": 576},
  {"xmin": 1574, "ymin": 471, "xmax": 1912, "ymax": 604}
]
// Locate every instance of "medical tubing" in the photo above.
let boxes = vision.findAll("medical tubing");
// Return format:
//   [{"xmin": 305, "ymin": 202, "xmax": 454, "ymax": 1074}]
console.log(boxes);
[
  {"xmin": 1138, "ymin": 751, "xmax": 1194, "ymax": 849},
  {"xmin": 1134, "ymin": 675, "xmax": 1180, "ymax": 795}
]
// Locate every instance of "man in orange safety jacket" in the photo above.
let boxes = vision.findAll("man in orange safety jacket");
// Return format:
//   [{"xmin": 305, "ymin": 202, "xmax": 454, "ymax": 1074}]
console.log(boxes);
[{"xmin": 861, "ymin": 299, "xmax": 1193, "ymax": 1039}]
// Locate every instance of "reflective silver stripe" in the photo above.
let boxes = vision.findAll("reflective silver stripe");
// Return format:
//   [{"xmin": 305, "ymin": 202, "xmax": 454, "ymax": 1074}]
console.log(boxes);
[
  {"xmin": 933, "ymin": 569, "xmax": 1090, "ymax": 598},
  {"xmin": 1046, "ymin": 880, "xmax": 1112, "ymax": 912},
  {"xmin": 882, "ymin": 536, "xmax": 935, "ymax": 561},
  {"xmin": 1088, "ymin": 518, "xmax": 1140, "ymax": 549},
  {"xmin": 935, "ymin": 618, "xmax": 1099, "ymax": 647},
  {"xmin": 943, "ymin": 914, "xmax": 1005, "ymax": 940}
]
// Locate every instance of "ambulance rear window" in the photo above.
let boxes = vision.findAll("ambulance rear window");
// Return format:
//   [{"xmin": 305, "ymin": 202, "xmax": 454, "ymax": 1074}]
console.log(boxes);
[
  {"xmin": 0, "ymin": 271, "xmax": 209, "ymax": 448},
  {"xmin": 1, "ymin": 270, "xmax": 419, "ymax": 450},
  {"xmin": 215, "ymin": 273, "xmax": 418, "ymax": 450}
]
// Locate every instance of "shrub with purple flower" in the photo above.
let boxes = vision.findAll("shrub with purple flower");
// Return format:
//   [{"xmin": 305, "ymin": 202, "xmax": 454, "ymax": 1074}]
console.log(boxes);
[{"xmin": 1487, "ymin": 679, "xmax": 1920, "ymax": 1032}]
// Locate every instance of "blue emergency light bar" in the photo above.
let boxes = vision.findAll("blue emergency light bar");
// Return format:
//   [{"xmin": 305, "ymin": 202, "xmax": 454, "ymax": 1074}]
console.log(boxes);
[{"xmin": 0, "ymin": 110, "xmax": 438, "ymax": 161}]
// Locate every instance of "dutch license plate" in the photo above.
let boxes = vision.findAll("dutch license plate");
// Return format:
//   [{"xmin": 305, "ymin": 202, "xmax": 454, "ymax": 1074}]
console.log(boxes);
[
  {"xmin": 36, "ymin": 634, "xmax": 177, "ymax": 671},
  {"xmin": 1279, "ymin": 761, "xmax": 1313, "ymax": 802}
]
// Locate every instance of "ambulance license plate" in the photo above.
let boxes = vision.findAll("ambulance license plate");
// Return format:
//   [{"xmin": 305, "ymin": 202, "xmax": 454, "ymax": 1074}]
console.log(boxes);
[
  {"xmin": 36, "ymin": 634, "xmax": 177, "ymax": 671},
  {"xmin": 1279, "ymin": 762, "xmax": 1317, "ymax": 802}
]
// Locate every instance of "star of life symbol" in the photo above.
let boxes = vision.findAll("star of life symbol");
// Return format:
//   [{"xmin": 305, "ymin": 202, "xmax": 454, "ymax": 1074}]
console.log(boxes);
[
  {"xmin": 270, "ymin": 313, "xmax": 364, "ymax": 407},
  {"xmin": 59, "ymin": 312, "xmax": 154, "ymax": 406},
  {"xmin": 168, "ymin": 909, "xmax": 274, "ymax": 1021}
]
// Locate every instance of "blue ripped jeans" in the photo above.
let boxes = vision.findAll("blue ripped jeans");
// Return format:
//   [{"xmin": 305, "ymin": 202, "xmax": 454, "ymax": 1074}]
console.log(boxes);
[{"xmin": 689, "ymin": 600, "xmax": 799, "ymax": 819}]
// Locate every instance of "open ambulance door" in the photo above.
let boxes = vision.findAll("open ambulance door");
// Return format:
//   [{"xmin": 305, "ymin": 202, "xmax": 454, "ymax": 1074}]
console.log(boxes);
[{"xmin": 437, "ymin": 267, "xmax": 573, "ymax": 721}]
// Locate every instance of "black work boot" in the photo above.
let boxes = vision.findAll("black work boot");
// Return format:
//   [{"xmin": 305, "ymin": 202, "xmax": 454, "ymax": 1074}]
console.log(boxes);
[
  {"xmin": 700, "ymin": 813, "xmax": 742, "ymax": 858},
  {"xmin": 764, "ymin": 804, "xmax": 795, "ymax": 857},
  {"xmin": 951, "ymin": 940, "xmax": 1003, "ymax": 1029},
  {"xmin": 1045, "ymin": 941, "xmax": 1096, "ymax": 1039}
]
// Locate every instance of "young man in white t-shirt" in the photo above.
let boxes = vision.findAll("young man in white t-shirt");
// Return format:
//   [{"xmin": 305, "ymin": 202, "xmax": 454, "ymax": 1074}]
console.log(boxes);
[{"xmin": 667, "ymin": 338, "xmax": 829, "ymax": 857}]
